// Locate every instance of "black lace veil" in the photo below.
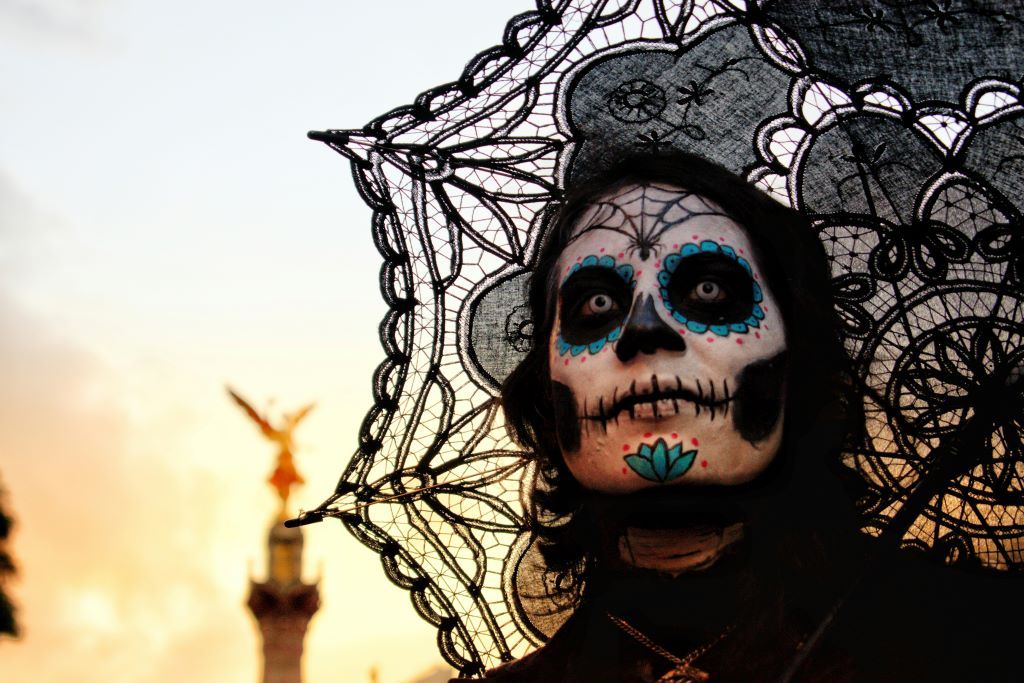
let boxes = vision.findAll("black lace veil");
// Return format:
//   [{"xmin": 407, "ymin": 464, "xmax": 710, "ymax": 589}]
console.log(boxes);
[{"xmin": 292, "ymin": 0, "xmax": 1024, "ymax": 675}]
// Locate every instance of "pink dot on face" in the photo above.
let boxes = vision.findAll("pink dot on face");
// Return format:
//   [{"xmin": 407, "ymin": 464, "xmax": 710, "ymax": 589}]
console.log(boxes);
[
  {"xmin": 644, "ymin": 432, "xmax": 652, "ymax": 438},
  {"xmin": 670, "ymin": 433, "xmax": 678, "ymax": 439},
  {"xmin": 622, "ymin": 444, "xmax": 631, "ymax": 452},
  {"xmin": 618, "ymin": 252, "xmax": 625, "ymax": 258},
  {"xmin": 692, "ymin": 234, "xmax": 699, "ymax": 240},
  {"xmin": 581, "ymin": 356, "xmax": 586, "ymax": 363},
  {"xmin": 707, "ymin": 337, "xmax": 715, "ymax": 343},
  {"xmin": 679, "ymin": 328, "xmax": 687, "ymax": 335},
  {"xmin": 576, "ymin": 255, "xmax": 582, "ymax": 261},
  {"xmin": 739, "ymin": 248, "xmax": 745, "ymax": 254},
  {"xmin": 622, "ymin": 467, "xmax": 628, "ymax": 475},
  {"xmin": 600, "ymin": 247, "xmax": 605, "ymax": 253},
  {"xmin": 701, "ymin": 460, "xmax": 708, "ymax": 468},
  {"xmin": 654, "ymin": 260, "xmax": 661, "ymax": 268},
  {"xmin": 719, "ymin": 236, "xmax": 726, "ymax": 242},
  {"xmin": 755, "ymin": 331, "xmax": 761, "ymax": 339},
  {"xmin": 691, "ymin": 437, "xmax": 699, "ymax": 446},
  {"xmin": 564, "ymin": 359, "xmax": 570, "ymax": 366},
  {"xmin": 736, "ymin": 338, "xmax": 744, "ymax": 345},
  {"xmin": 673, "ymin": 243, "xmax": 679, "ymax": 249},
  {"xmin": 637, "ymin": 270, "xmax": 643, "ymax": 276}
]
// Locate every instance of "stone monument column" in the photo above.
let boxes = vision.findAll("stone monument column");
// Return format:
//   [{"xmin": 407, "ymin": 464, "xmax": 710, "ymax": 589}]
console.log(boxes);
[
  {"xmin": 232, "ymin": 388, "xmax": 320, "ymax": 683},
  {"xmin": 247, "ymin": 519, "xmax": 320, "ymax": 683}
]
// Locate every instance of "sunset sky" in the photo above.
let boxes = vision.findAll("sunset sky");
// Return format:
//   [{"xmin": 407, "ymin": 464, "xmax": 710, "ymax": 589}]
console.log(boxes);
[{"xmin": 0, "ymin": 1, "xmax": 533, "ymax": 681}]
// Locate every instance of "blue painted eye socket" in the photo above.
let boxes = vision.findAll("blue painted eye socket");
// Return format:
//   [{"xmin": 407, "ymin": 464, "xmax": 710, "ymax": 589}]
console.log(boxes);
[
  {"xmin": 657, "ymin": 240, "xmax": 765, "ymax": 337},
  {"xmin": 557, "ymin": 254, "xmax": 636, "ymax": 356},
  {"xmin": 563, "ymin": 254, "xmax": 635, "ymax": 285}
]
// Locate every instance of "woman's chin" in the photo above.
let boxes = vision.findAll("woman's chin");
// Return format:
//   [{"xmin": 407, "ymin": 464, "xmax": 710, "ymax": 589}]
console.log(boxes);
[{"xmin": 566, "ymin": 416, "xmax": 781, "ymax": 492}]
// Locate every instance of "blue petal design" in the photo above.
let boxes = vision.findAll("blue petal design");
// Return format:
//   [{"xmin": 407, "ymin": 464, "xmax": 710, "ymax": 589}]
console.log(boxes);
[
  {"xmin": 681, "ymin": 244, "xmax": 700, "ymax": 257},
  {"xmin": 730, "ymin": 322, "xmax": 748, "ymax": 333},
  {"xmin": 570, "ymin": 344, "xmax": 586, "ymax": 356},
  {"xmin": 556, "ymin": 336, "xmax": 571, "ymax": 355},
  {"xmin": 664, "ymin": 254, "xmax": 681, "ymax": 272},
  {"xmin": 658, "ymin": 270, "xmax": 671, "ymax": 286},
  {"xmin": 700, "ymin": 240, "xmax": 720, "ymax": 252},
  {"xmin": 752, "ymin": 281, "xmax": 763, "ymax": 302},
  {"xmin": 686, "ymin": 320, "xmax": 708, "ymax": 333},
  {"xmin": 650, "ymin": 440, "xmax": 669, "ymax": 478},
  {"xmin": 666, "ymin": 450, "xmax": 698, "ymax": 480},
  {"xmin": 710, "ymin": 324, "xmax": 729, "ymax": 336},
  {"xmin": 721, "ymin": 245, "xmax": 737, "ymax": 259},
  {"xmin": 738, "ymin": 257, "xmax": 752, "ymax": 274},
  {"xmin": 753, "ymin": 305, "xmax": 765, "ymax": 320},
  {"xmin": 607, "ymin": 326, "xmax": 622, "ymax": 342},
  {"xmin": 623, "ymin": 438, "xmax": 699, "ymax": 483},
  {"xmin": 582, "ymin": 255, "xmax": 598, "ymax": 267},
  {"xmin": 588, "ymin": 338, "xmax": 606, "ymax": 354},
  {"xmin": 624, "ymin": 454, "xmax": 658, "ymax": 481},
  {"xmin": 598, "ymin": 254, "xmax": 615, "ymax": 268},
  {"xmin": 617, "ymin": 264, "xmax": 635, "ymax": 282}
]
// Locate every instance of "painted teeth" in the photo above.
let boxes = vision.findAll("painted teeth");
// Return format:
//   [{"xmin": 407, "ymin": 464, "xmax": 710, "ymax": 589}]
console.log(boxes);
[
  {"xmin": 723, "ymin": 379, "xmax": 730, "ymax": 418},
  {"xmin": 579, "ymin": 376, "xmax": 733, "ymax": 423}
]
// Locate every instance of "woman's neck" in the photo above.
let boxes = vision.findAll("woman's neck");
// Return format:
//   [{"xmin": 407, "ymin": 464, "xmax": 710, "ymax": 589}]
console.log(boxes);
[
  {"xmin": 583, "ymin": 521, "xmax": 750, "ymax": 644},
  {"xmin": 617, "ymin": 523, "xmax": 745, "ymax": 576}
]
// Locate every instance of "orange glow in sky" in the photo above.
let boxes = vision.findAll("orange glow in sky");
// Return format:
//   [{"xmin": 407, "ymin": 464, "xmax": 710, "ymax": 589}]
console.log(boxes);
[{"xmin": 0, "ymin": 2, "xmax": 533, "ymax": 681}]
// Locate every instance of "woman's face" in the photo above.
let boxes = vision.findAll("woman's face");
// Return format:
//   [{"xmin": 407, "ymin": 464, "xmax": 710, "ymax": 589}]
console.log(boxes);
[{"xmin": 547, "ymin": 183, "xmax": 788, "ymax": 493}]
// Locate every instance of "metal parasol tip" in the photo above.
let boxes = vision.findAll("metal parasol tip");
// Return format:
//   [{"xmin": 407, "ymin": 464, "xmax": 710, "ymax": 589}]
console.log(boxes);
[{"xmin": 284, "ymin": 510, "xmax": 323, "ymax": 528}]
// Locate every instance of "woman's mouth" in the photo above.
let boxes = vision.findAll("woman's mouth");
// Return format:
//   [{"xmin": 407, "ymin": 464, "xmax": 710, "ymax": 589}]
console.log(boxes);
[{"xmin": 581, "ymin": 374, "xmax": 733, "ymax": 428}]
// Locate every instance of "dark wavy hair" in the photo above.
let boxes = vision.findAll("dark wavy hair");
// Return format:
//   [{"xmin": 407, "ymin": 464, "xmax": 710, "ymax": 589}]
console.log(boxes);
[{"xmin": 502, "ymin": 153, "xmax": 865, "ymax": 606}]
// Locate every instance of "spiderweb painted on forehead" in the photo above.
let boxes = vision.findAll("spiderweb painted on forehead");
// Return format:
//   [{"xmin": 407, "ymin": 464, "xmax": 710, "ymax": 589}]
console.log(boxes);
[
  {"xmin": 566, "ymin": 185, "xmax": 733, "ymax": 258},
  {"xmin": 295, "ymin": 1, "xmax": 1024, "ymax": 675}
]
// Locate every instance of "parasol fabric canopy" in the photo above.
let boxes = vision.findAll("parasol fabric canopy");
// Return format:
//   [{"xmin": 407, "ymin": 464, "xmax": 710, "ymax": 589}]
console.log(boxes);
[{"xmin": 298, "ymin": 0, "xmax": 1024, "ymax": 675}]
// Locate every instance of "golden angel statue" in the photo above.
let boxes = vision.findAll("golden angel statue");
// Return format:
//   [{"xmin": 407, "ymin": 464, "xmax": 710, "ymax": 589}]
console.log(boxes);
[{"xmin": 228, "ymin": 387, "xmax": 315, "ymax": 512}]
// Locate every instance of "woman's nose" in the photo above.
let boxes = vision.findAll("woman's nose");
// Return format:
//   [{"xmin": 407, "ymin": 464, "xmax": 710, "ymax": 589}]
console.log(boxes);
[{"xmin": 615, "ymin": 293, "xmax": 686, "ymax": 362}]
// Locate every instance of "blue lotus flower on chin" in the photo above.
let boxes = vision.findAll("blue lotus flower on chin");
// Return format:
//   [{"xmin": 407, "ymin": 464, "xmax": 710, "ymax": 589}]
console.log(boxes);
[{"xmin": 623, "ymin": 438, "xmax": 698, "ymax": 483}]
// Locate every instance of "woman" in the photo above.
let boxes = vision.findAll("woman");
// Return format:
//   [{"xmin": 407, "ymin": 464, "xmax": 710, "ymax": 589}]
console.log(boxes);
[
  {"xmin": 452, "ymin": 152, "xmax": 1020, "ymax": 682},
  {"xmin": 451, "ymin": 152, "xmax": 866, "ymax": 682}
]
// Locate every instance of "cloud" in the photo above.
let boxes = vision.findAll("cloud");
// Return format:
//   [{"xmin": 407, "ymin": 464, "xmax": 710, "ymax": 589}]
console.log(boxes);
[
  {"xmin": 0, "ymin": 171, "xmax": 62, "ymax": 285},
  {"xmin": 0, "ymin": 285, "xmax": 265, "ymax": 682},
  {"xmin": 0, "ymin": 172, "xmax": 262, "ymax": 682},
  {"xmin": 0, "ymin": 0, "xmax": 106, "ymax": 46}
]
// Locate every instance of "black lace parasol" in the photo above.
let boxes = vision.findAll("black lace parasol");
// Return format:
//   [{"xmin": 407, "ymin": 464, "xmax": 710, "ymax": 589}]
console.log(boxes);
[{"xmin": 292, "ymin": 0, "xmax": 1024, "ymax": 676}]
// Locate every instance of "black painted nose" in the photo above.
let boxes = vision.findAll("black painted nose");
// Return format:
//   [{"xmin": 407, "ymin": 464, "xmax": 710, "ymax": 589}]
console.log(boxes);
[{"xmin": 615, "ymin": 293, "xmax": 686, "ymax": 362}]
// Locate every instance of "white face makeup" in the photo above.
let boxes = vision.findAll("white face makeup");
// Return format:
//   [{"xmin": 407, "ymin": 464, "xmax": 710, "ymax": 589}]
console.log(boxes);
[{"xmin": 548, "ymin": 183, "xmax": 788, "ymax": 494}]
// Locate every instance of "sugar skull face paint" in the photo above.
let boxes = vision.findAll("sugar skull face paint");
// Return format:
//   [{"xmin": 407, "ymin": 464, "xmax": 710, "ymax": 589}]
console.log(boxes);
[{"xmin": 548, "ymin": 183, "xmax": 788, "ymax": 493}]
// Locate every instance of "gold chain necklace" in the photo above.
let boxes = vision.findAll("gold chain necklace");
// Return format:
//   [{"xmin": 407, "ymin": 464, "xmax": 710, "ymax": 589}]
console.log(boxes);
[{"xmin": 605, "ymin": 612, "xmax": 732, "ymax": 683}]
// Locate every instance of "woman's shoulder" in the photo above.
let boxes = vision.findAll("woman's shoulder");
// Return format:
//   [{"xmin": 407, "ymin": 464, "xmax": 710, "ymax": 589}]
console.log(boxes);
[
  {"xmin": 447, "ymin": 646, "xmax": 561, "ymax": 682},
  {"xmin": 447, "ymin": 612, "xmax": 585, "ymax": 682}
]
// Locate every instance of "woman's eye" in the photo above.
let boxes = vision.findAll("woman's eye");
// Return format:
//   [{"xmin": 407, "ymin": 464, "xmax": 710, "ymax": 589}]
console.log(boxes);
[
  {"xmin": 558, "ymin": 267, "xmax": 630, "ymax": 345},
  {"xmin": 662, "ymin": 253, "xmax": 754, "ymax": 325},
  {"xmin": 581, "ymin": 292, "xmax": 617, "ymax": 316},
  {"xmin": 692, "ymin": 281, "xmax": 725, "ymax": 302}
]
